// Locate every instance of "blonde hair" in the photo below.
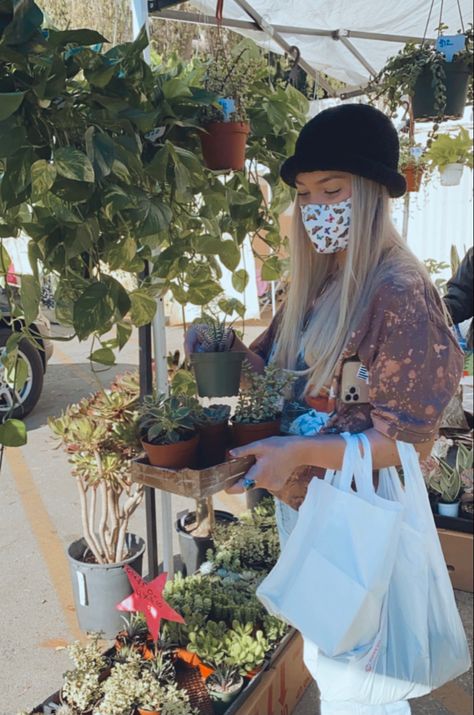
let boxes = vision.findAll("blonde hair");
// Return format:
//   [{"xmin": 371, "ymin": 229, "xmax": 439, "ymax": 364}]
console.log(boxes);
[{"xmin": 272, "ymin": 175, "xmax": 430, "ymax": 396}]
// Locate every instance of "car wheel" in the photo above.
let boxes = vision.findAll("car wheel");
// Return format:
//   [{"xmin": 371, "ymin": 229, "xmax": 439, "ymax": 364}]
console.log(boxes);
[{"xmin": 0, "ymin": 330, "xmax": 44, "ymax": 418}]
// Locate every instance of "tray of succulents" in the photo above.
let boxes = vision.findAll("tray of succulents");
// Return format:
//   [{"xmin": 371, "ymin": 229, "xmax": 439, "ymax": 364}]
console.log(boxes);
[{"xmin": 131, "ymin": 456, "xmax": 255, "ymax": 500}]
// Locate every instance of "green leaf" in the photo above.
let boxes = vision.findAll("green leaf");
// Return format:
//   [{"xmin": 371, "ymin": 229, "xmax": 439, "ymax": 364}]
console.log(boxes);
[
  {"xmin": 232, "ymin": 269, "xmax": 249, "ymax": 293},
  {"xmin": 0, "ymin": 419, "xmax": 27, "ymax": 447},
  {"xmin": 102, "ymin": 274, "xmax": 131, "ymax": 318},
  {"xmin": 106, "ymin": 237, "xmax": 136, "ymax": 271},
  {"xmin": 85, "ymin": 128, "xmax": 115, "ymax": 179},
  {"xmin": 31, "ymin": 160, "xmax": 57, "ymax": 200},
  {"xmin": 261, "ymin": 256, "xmax": 282, "ymax": 281},
  {"xmin": 116, "ymin": 321, "xmax": 132, "ymax": 350},
  {"xmin": 187, "ymin": 281, "xmax": 222, "ymax": 305},
  {"xmin": 219, "ymin": 240, "xmax": 241, "ymax": 271},
  {"xmin": 54, "ymin": 148, "xmax": 95, "ymax": 183},
  {"xmin": 20, "ymin": 275, "xmax": 41, "ymax": 324},
  {"xmin": 0, "ymin": 92, "xmax": 26, "ymax": 121},
  {"xmin": 47, "ymin": 28, "xmax": 108, "ymax": 47},
  {"xmin": 136, "ymin": 198, "xmax": 172, "ymax": 238},
  {"xmin": 6, "ymin": 355, "xmax": 28, "ymax": 391},
  {"xmin": 73, "ymin": 282, "xmax": 114, "ymax": 340},
  {"xmin": 162, "ymin": 78, "xmax": 193, "ymax": 100},
  {"xmin": 89, "ymin": 347, "xmax": 116, "ymax": 366},
  {"xmin": 129, "ymin": 289, "xmax": 157, "ymax": 326},
  {"xmin": 0, "ymin": 243, "xmax": 11, "ymax": 274}
]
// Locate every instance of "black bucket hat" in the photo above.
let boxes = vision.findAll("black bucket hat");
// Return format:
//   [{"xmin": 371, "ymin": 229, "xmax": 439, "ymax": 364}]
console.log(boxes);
[{"xmin": 281, "ymin": 103, "xmax": 406, "ymax": 198}]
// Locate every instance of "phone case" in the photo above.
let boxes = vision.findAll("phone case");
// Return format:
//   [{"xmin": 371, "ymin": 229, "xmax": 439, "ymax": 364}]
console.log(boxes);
[{"xmin": 340, "ymin": 360, "xmax": 370, "ymax": 404}]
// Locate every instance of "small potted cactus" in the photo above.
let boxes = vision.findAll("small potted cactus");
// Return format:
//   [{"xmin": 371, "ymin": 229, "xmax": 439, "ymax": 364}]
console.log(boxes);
[
  {"xmin": 205, "ymin": 663, "xmax": 244, "ymax": 714},
  {"xmin": 190, "ymin": 316, "xmax": 245, "ymax": 398},
  {"xmin": 197, "ymin": 403, "xmax": 232, "ymax": 468},
  {"xmin": 138, "ymin": 393, "xmax": 201, "ymax": 468},
  {"xmin": 429, "ymin": 443, "xmax": 473, "ymax": 517}
]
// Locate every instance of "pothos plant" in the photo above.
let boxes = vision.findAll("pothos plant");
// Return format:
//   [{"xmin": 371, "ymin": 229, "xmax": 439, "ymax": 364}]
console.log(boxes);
[{"xmin": 0, "ymin": 1, "xmax": 308, "ymax": 449}]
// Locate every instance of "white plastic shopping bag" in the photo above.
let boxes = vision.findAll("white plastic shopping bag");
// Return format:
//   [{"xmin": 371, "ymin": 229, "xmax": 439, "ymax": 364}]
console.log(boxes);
[
  {"xmin": 304, "ymin": 436, "xmax": 471, "ymax": 705},
  {"xmin": 257, "ymin": 433, "xmax": 403, "ymax": 657}
]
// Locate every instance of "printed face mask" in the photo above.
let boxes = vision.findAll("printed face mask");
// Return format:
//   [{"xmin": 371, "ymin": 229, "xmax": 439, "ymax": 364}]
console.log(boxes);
[{"xmin": 300, "ymin": 197, "xmax": 352, "ymax": 253}]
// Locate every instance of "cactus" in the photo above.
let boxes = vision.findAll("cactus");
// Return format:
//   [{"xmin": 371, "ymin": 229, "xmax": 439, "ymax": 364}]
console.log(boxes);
[{"xmin": 195, "ymin": 317, "xmax": 234, "ymax": 353}]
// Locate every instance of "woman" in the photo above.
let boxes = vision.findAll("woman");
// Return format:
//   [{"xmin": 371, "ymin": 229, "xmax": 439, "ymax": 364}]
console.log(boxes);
[{"xmin": 185, "ymin": 104, "xmax": 463, "ymax": 714}]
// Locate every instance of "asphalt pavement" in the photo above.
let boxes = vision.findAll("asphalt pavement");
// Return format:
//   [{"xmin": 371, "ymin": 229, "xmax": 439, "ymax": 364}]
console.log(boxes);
[{"xmin": 0, "ymin": 323, "xmax": 472, "ymax": 715}]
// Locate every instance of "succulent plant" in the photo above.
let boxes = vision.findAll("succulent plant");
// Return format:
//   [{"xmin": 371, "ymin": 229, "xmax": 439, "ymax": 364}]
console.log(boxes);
[
  {"xmin": 187, "ymin": 620, "xmax": 228, "ymax": 666},
  {"xmin": 62, "ymin": 637, "xmax": 106, "ymax": 713},
  {"xmin": 145, "ymin": 649, "xmax": 176, "ymax": 683},
  {"xmin": 93, "ymin": 653, "xmax": 141, "ymax": 715},
  {"xmin": 138, "ymin": 393, "xmax": 200, "ymax": 445},
  {"xmin": 117, "ymin": 612, "xmax": 149, "ymax": 644},
  {"xmin": 430, "ymin": 443, "xmax": 473, "ymax": 503},
  {"xmin": 198, "ymin": 403, "xmax": 232, "ymax": 425},
  {"xmin": 234, "ymin": 362, "xmax": 296, "ymax": 424},
  {"xmin": 224, "ymin": 621, "xmax": 269, "ymax": 675},
  {"xmin": 206, "ymin": 662, "xmax": 242, "ymax": 693},
  {"xmin": 194, "ymin": 315, "xmax": 234, "ymax": 353},
  {"xmin": 263, "ymin": 614, "xmax": 289, "ymax": 644}
]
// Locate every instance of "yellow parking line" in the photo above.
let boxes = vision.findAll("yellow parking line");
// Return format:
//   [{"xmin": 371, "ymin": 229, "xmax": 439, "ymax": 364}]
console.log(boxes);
[{"xmin": 5, "ymin": 446, "xmax": 84, "ymax": 642}]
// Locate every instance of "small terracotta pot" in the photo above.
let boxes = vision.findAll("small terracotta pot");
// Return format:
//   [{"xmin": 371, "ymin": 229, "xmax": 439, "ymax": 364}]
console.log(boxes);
[
  {"xmin": 175, "ymin": 647, "xmax": 215, "ymax": 679},
  {"xmin": 402, "ymin": 163, "xmax": 425, "ymax": 192},
  {"xmin": 200, "ymin": 121, "xmax": 250, "ymax": 171},
  {"xmin": 198, "ymin": 421, "xmax": 230, "ymax": 468},
  {"xmin": 231, "ymin": 419, "xmax": 281, "ymax": 448},
  {"xmin": 137, "ymin": 709, "xmax": 160, "ymax": 715},
  {"xmin": 141, "ymin": 434, "xmax": 199, "ymax": 468}
]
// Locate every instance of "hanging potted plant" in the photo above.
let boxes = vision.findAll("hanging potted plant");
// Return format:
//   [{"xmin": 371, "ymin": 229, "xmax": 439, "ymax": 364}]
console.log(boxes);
[
  {"xmin": 48, "ymin": 375, "xmax": 145, "ymax": 638},
  {"xmin": 429, "ymin": 443, "xmax": 473, "ymax": 517},
  {"xmin": 199, "ymin": 39, "xmax": 259, "ymax": 171},
  {"xmin": 399, "ymin": 137, "xmax": 427, "ymax": 192},
  {"xmin": 205, "ymin": 663, "xmax": 244, "ymax": 714},
  {"xmin": 190, "ymin": 315, "xmax": 245, "ymax": 398},
  {"xmin": 138, "ymin": 393, "xmax": 201, "ymax": 468},
  {"xmin": 369, "ymin": 26, "xmax": 473, "ymax": 121},
  {"xmin": 425, "ymin": 127, "xmax": 473, "ymax": 186}
]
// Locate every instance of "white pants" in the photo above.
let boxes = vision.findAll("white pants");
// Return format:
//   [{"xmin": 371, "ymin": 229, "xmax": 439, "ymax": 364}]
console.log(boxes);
[{"xmin": 274, "ymin": 500, "xmax": 411, "ymax": 715}]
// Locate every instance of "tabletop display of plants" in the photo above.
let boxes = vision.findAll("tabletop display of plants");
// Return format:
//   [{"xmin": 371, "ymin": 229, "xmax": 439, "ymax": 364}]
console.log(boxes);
[{"xmin": 19, "ymin": 500, "xmax": 289, "ymax": 715}]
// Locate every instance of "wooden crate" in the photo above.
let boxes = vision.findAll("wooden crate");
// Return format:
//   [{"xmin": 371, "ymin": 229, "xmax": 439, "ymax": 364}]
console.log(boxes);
[
  {"xmin": 438, "ymin": 528, "xmax": 474, "ymax": 593},
  {"xmin": 130, "ymin": 455, "xmax": 255, "ymax": 499}
]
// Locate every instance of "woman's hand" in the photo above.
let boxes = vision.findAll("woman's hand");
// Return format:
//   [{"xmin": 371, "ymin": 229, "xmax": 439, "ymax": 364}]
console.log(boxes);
[{"xmin": 226, "ymin": 436, "xmax": 306, "ymax": 494}]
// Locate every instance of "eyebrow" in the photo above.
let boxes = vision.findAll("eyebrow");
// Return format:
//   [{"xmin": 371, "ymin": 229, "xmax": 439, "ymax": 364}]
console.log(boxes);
[{"xmin": 295, "ymin": 174, "xmax": 346, "ymax": 187}]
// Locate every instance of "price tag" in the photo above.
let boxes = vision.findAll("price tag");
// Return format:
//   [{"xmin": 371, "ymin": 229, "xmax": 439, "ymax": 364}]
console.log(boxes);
[
  {"xmin": 435, "ymin": 34, "xmax": 466, "ymax": 62},
  {"xmin": 218, "ymin": 97, "xmax": 236, "ymax": 120}
]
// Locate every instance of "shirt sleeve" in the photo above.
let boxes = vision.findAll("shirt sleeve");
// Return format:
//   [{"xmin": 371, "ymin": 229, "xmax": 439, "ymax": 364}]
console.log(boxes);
[
  {"xmin": 358, "ymin": 277, "xmax": 464, "ymax": 443},
  {"xmin": 249, "ymin": 304, "xmax": 284, "ymax": 363}
]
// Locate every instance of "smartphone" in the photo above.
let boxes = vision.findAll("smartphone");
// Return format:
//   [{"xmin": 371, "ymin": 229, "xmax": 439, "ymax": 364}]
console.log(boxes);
[{"xmin": 340, "ymin": 359, "xmax": 370, "ymax": 404}]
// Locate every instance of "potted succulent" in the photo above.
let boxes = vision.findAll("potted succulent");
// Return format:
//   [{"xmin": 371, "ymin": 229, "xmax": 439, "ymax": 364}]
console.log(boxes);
[
  {"xmin": 115, "ymin": 613, "xmax": 154, "ymax": 661},
  {"xmin": 138, "ymin": 393, "xmax": 201, "ymax": 468},
  {"xmin": 196, "ymin": 403, "xmax": 232, "ymax": 468},
  {"xmin": 199, "ymin": 40, "xmax": 259, "ymax": 171},
  {"xmin": 191, "ymin": 315, "xmax": 245, "ymax": 398},
  {"xmin": 369, "ymin": 27, "xmax": 473, "ymax": 120},
  {"xmin": 205, "ymin": 663, "xmax": 244, "ymax": 714},
  {"xmin": 399, "ymin": 137, "xmax": 427, "ymax": 192},
  {"xmin": 425, "ymin": 127, "xmax": 473, "ymax": 185},
  {"xmin": 429, "ymin": 443, "xmax": 473, "ymax": 517},
  {"xmin": 49, "ymin": 375, "xmax": 145, "ymax": 637}
]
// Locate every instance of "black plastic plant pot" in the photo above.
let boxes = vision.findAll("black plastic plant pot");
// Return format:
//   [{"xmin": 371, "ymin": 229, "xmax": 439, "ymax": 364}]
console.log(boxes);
[
  {"xmin": 412, "ymin": 62, "xmax": 471, "ymax": 120},
  {"xmin": 191, "ymin": 352, "xmax": 245, "ymax": 398},
  {"xmin": 176, "ymin": 509, "xmax": 237, "ymax": 576}
]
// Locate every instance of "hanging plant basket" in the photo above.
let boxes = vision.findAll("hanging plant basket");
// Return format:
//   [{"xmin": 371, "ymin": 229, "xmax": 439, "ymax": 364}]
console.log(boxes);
[
  {"xmin": 440, "ymin": 162, "xmax": 465, "ymax": 186},
  {"xmin": 412, "ymin": 61, "xmax": 471, "ymax": 121},
  {"xmin": 191, "ymin": 352, "xmax": 245, "ymax": 398},
  {"xmin": 402, "ymin": 163, "xmax": 425, "ymax": 192},
  {"xmin": 200, "ymin": 121, "xmax": 250, "ymax": 171}
]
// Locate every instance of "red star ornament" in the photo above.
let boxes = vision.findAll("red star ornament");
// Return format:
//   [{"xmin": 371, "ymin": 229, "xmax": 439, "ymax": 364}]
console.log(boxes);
[{"xmin": 117, "ymin": 565, "xmax": 185, "ymax": 642}]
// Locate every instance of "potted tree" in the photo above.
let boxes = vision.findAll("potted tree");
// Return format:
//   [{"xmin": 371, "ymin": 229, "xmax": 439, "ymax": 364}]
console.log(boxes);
[
  {"xmin": 369, "ymin": 27, "xmax": 473, "ymax": 120},
  {"xmin": 49, "ymin": 375, "xmax": 145, "ymax": 638},
  {"xmin": 138, "ymin": 393, "xmax": 201, "ymax": 468},
  {"xmin": 399, "ymin": 137, "xmax": 427, "ymax": 192},
  {"xmin": 429, "ymin": 443, "xmax": 473, "ymax": 517},
  {"xmin": 191, "ymin": 315, "xmax": 245, "ymax": 398},
  {"xmin": 425, "ymin": 127, "xmax": 473, "ymax": 185}
]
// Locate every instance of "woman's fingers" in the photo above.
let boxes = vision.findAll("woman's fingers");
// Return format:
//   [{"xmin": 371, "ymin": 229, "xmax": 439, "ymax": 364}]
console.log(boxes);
[
  {"xmin": 228, "ymin": 440, "xmax": 265, "ymax": 460},
  {"xmin": 226, "ymin": 463, "xmax": 262, "ymax": 494}
]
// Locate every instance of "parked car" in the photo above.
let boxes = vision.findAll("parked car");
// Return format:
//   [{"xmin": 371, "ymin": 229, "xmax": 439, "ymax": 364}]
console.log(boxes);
[{"xmin": 0, "ymin": 289, "xmax": 53, "ymax": 418}]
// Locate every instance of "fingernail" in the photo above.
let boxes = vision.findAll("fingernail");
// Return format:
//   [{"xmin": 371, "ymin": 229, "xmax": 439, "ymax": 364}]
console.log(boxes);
[{"xmin": 229, "ymin": 450, "xmax": 236, "ymax": 457}]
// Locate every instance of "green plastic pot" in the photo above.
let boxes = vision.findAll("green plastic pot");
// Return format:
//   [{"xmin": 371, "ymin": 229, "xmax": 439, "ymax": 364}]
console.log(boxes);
[
  {"xmin": 191, "ymin": 352, "xmax": 245, "ymax": 398},
  {"xmin": 206, "ymin": 674, "xmax": 244, "ymax": 714},
  {"xmin": 412, "ymin": 62, "xmax": 471, "ymax": 120}
]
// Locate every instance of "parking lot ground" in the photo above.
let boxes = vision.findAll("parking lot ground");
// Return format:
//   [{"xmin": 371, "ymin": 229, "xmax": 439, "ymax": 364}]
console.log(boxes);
[{"xmin": 0, "ymin": 325, "xmax": 472, "ymax": 715}]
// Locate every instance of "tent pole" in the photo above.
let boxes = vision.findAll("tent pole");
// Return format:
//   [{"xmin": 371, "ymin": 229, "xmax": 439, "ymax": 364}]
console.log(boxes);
[
  {"xmin": 337, "ymin": 34, "xmax": 377, "ymax": 77},
  {"xmin": 132, "ymin": 0, "xmax": 175, "ymax": 579}
]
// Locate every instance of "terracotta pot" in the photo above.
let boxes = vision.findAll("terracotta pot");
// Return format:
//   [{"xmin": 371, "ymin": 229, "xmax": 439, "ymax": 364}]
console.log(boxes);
[
  {"xmin": 402, "ymin": 163, "xmax": 425, "ymax": 192},
  {"xmin": 175, "ymin": 647, "xmax": 214, "ymax": 679},
  {"xmin": 200, "ymin": 121, "xmax": 250, "ymax": 171},
  {"xmin": 137, "ymin": 709, "xmax": 160, "ymax": 715},
  {"xmin": 231, "ymin": 419, "xmax": 281, "ymax": 447},
  {"xmin": 141, "ymin": 434, "xmax": 199, "ymax": 468},
  {"xmin": 198, "ymin": 421, "xmax": 230, "ymax": 468}
]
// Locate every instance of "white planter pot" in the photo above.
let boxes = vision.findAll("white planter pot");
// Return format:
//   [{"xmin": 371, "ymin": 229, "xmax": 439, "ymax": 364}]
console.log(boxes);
[
  {"xmin": 437, "ymin": 501, "xmax": 460, "ymax": 517},
  {"xmin": 440, "ymin": 163, "xmax": 464, "ymax": 186}
]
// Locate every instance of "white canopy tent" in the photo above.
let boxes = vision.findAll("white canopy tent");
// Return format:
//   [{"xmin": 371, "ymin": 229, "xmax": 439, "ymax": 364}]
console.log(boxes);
[{"xmin": 152, "ymin": 0, "xmax": 473, "ymax": 94}]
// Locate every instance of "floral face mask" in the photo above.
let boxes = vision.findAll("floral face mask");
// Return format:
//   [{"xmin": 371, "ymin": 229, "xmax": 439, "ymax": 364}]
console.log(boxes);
[{"xmin": 300, "ymin": 197, "xmax": 352, "ymax": 254}]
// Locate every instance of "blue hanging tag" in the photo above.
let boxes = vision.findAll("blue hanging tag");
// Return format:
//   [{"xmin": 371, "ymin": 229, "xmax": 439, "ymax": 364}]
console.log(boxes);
[
  {"xmin": 218, "ymin": 97, "xmax": 236, "ymax": 121},
  {"xmin": 435, "ymin": 34, "xmax": 466, "ymax": 62}
]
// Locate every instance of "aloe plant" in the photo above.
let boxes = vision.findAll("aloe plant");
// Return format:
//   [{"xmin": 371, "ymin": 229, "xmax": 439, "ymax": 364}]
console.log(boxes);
[{"xmin": 429, "ymin": 443, "xmax": 473, "ymax": 503}]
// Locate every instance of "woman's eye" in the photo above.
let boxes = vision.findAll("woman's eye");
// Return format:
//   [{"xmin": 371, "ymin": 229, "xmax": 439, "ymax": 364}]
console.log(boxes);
[
  {"xmin": 297, "ymin": 193, "xmax": 310, "ymax": 198},
  {"xmin": 325, "ymin": 188, "xmax": 341, "ymax": 196}
]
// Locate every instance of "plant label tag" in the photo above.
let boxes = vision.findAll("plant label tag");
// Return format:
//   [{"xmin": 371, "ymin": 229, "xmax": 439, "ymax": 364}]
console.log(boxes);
[
  {"xmin": 218, "ymin": 97, "xmax": 236, "ymax": 121},
  {"xmin": 435, "ymin": 34, "xmax": 466, "ymax": 62}
]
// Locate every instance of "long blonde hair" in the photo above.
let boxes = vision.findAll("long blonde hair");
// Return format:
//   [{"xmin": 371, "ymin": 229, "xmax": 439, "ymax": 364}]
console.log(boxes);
[{"xmin": 272, "ymin": 176, "xmax": 430, "ymax": 395}]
